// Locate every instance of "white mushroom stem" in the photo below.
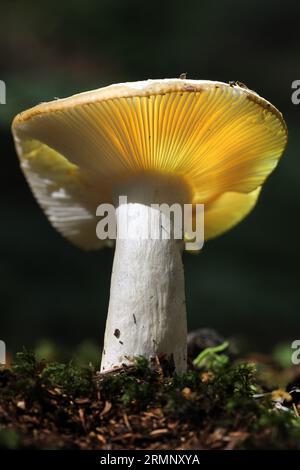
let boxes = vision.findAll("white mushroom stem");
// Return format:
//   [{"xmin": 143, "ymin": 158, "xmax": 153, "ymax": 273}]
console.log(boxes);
[{"xmin": 100, "ymin": 174, "xmax": 191, "ymax": 373}]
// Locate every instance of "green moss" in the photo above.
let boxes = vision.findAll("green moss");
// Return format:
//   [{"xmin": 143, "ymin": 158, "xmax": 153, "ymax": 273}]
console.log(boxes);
[
  {"xmin": 1, "ymin": 347, "xmax": 300, "ymax": 449},
  {"xmin": 12, "ymin": 349, "xmax": 39, "ymax": 377},
  {"xmin": 0, "ymin": 429, "xmax": 21, "ymax": 450},
  {"xmin": 100, "ymin": 357, "xmax": 157, "ymax": 407},
  {"xmin": 42, "ymin": 362, "xmax": 95, "ymax": 397},
  {"xmin": 5, "ymin": 348, "xmax": 96, "ymax": 398}
]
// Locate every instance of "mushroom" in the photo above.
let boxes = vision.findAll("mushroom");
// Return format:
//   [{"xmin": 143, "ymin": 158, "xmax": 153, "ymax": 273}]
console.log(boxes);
[{"xmin": 12, "ymin": 79, "xmax": 287, "ymax": 372}]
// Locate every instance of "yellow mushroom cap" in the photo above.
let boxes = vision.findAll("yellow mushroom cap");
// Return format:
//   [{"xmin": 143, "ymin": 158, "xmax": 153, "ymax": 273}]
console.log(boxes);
[{"xmin": 12, "ymin": 79, "xmax": 287, "ymax": 249}]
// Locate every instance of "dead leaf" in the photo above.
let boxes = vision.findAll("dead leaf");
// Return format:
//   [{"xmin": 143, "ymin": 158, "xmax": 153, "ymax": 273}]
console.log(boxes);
[
  {"xmin": 271, "ymin": 389, "xmax": 292, "ymax": 403},
  {"xmin": 201, "ymin": 371, "xmax": 214, "ymax": 383},
  {"xmin": 78, "ymin": 408, "xmax": 87, "ymax": 431},
  {"xmin": 181, "ymin": 387, "xmax": 196, "ymax": 400},
  {"xmin": 100, "ymin": 401, "xmax": 112, "ymax": 417},
  {"xmin": 123, "ymin": 412, "xmax": 132, "ymax": 431},
  {"xmin": 96, "ymin": 434, "xmax": 107, "ymax": 444},
  {"xmin": 16, "ymin": 400, "xmax": 26, "ymax": 410},
  {"xmin": 149, "ymin": 428, "xmax": 169, "ymax": 437},
  {"xmin": 75, "ymin": 397, "xmax": 90, "ymax": 405}
]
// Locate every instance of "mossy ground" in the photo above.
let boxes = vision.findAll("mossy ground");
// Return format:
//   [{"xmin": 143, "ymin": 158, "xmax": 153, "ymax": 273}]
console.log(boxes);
[{"xmin": 0, "ymin": 346, "xmax": 300, "ymax": 450}]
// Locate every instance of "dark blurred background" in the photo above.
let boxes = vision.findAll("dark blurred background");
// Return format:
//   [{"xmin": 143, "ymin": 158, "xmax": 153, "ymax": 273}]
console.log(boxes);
[{"xmin": 1, "ymin": 0, "xmax": 299, "ymax": 360}]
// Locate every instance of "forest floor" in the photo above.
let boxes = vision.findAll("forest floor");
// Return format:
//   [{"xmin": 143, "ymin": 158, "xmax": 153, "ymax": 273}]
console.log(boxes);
[{"xmin": 1, "ymin": 336, "xmax": 300, "ymax": 450}]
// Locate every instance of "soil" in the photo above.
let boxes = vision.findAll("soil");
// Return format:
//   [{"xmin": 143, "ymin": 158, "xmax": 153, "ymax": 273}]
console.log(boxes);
[{"xmin": 1, "ymin": 345, "xmax": 300, "ymax": 450}]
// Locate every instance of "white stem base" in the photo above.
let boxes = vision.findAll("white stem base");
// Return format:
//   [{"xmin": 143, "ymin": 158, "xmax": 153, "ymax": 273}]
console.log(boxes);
[{"xmin": 100, "ymin": 174, "xmax": 191, "ymax": 373}]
